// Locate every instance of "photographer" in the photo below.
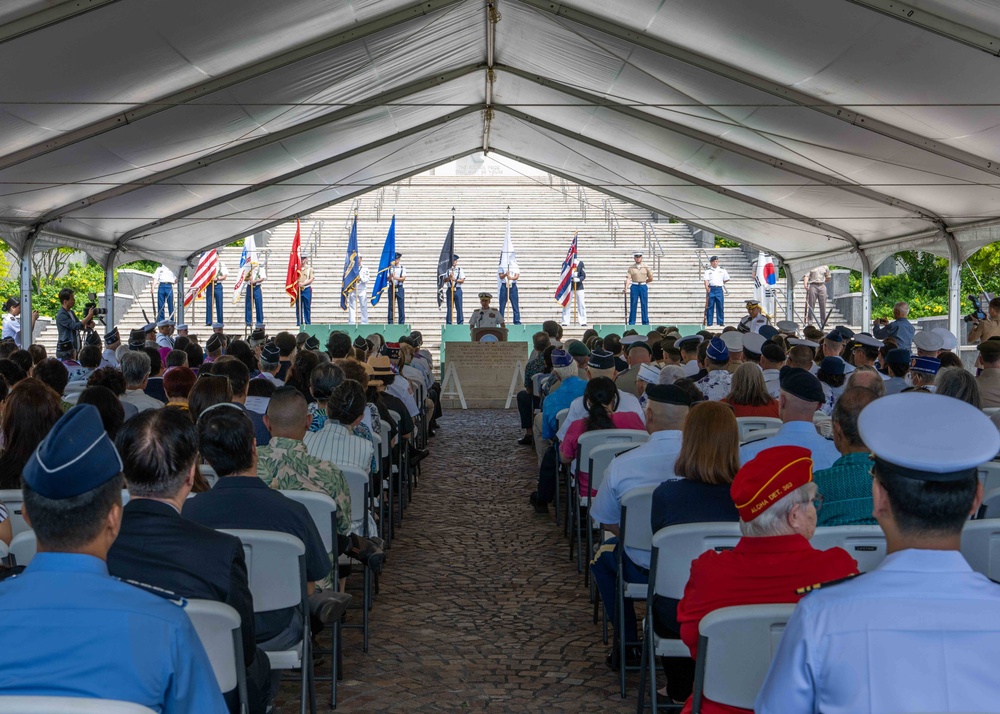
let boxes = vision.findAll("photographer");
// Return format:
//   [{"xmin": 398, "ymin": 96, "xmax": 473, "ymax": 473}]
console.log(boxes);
[
  {"xmin": 55, "ymin": 288, "xmax": 95, "ymax": 351},
  {"xmin": 968, "ymin": 296, "xmax": 1000, "ymax": 344},
  {"xmin": 872, "ymin": 301, "xmax": 914, "ymax": 351}
]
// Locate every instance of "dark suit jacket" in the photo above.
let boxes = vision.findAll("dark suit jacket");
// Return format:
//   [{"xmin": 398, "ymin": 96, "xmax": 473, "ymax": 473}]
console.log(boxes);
[{"xmin": 106, "ymin": 498, "xmax": 256, "ymax": 667}]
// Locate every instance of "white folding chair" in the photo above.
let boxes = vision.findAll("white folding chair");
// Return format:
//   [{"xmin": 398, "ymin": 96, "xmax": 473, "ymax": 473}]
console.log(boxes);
[
  {"xmin": 980, "ymin": 487, "xmax": 1000, "ymax": 519},
  {"xmin": 809, "ymin": 525, "xmax": 887, "ymax": 573},
  {"xmin": 585, "ymin": 442, "xmax": 641, "ymax": 590},
  {"xmin": 0, "ymin": 697, "xmax": 157, "ymax": 713},
  {"xmin": 740, "ymin": 427, "xmax": 779, "ymax": 445},
  {"xmin": 0, "ymin": 489, "xmax": 27, "ymax": 537},
  {"xmin": 572, "ymin": 430, "xmax": 648, "ymax": 573},
  {"xmin": 961, "ymin": 519, "xmax": 1000, "ymax": 581},
  {"xmin": 531, "ymin": 372, "xmax": 546, "ymax": 407},
  {"xmin": 339, "ymin": 465, "xmax": 374, "ymax": 654},
  {"xmin": 220, "ymin": 529, "xmax": 314, "ymax": 714},
  {"xmin": 184, "ymin": 599, "xmax": 248, "ymax": 714},
  {"xmin": 377, "ymin": 420, "xmax": 392, "ymax": 543},
  {"xmin": 736, "ymin": 417, "xmax": 782, "ymax": 443},
  {"xmin": 690, "ymin": 604, "xmax": 797, "ymax": 713},
  {"xmin": 983, "ymin": 407, "xmax": 1000, "ymax": 417},
  {"xmin": 977, "ymin": 461, "xmax": 1000, "ymax": 495},
  {"xmin": 615, "ymin": 485, "xmax": 657, "ymax": 698},
  {"xmin": 8, "ymin": 529, "xmax": 36, "ymax": 567},
  {"xmin": 638, "ymin": 522, "xmax": 743, "ymax": 712},
  {"xmin": 279, "ymin": 490, "xmax": 342, "ymax": 706}
]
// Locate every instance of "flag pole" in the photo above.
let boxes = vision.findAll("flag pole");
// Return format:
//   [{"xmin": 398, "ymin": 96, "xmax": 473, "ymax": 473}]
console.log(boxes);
[
  {"xmin": 450, "ymin": 207, "xmax": 456, "ymax": 325},
  {"xmin": 505, "ymin": 206, "xmax": 511, "ymax": 324}
]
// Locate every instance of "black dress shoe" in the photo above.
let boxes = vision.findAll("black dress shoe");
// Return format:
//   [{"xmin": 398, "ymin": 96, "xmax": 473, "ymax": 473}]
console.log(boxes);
[
  {"xmin": 605, "ymin": 644, "xmax": 643, "ymax": 671},
  {"xmin": 516, "ymin": 434, "xmax": 534, "ymax": 446},
  {"xmin": 529, "ymin": 492, "xmax": 549, "ymax": 514}
]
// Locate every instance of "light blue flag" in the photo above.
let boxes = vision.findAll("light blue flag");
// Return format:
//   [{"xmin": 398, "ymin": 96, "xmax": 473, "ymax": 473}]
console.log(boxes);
[
  {"xmin": 371, "ymin": 215, "xmax": 396, "ymax": 307},
  {"xmin": 341, "ymin": 215, "xmax": 361, "ymax": 310}
]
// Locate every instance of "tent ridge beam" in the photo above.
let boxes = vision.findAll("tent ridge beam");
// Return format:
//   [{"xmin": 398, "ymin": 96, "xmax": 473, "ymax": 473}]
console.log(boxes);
[
  {"xmin": 0, "ymin": 0, "xmax": 465, "ymax": 173},
  {"xmin": 0, "ymin": 0, "xmax": 123, "ymax": 45},
  {"xmin": 491, "ymin": 148, "xmax": 786, "ymax": 262},
  {"xmin": 843, "ymin": 0, "xmax": 1000, "ymax": 57},
  {"xmin": 523, "ymin": 0, "xmax": 1000, "ymax": 178},
  {"xmin": 180, "ymin": 150, "xmax": 481, "ymax": 264},
  {"xmin": 497, "ymin": 64, "xmax": 942, "ymax": 224},
  {"xmin": 41, "ymin": 63, "xmax": 482, "ymax": 222},
  {"xmin": 495, "ymin": 104, "xmax": 859, "ymax": 247},
  {"xmin": 116, "ymin": 106, "xmax": 483, "ymax": 248}
]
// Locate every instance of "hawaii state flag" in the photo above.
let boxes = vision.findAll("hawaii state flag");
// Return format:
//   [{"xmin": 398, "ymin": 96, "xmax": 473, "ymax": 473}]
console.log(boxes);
[
  {"xmin": 554, "ymin": 234, "xmax": 578, "ymax": 307},
  {"xmin": 285, "ymin": 219, "xmax": 302, "ymax": 306}
]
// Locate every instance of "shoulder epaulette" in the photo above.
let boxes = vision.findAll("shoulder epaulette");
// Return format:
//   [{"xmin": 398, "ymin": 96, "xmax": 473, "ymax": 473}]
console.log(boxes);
[
  {"xmin": 120, "ymin": 578, "xmax": 188, "ymax": 607},
  {"xmin": 796, "ymin": 572, "xmax": 861, "ymax": 596}
]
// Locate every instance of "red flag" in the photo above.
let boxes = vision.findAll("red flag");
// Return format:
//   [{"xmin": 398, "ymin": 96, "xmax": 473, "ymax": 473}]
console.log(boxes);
[
  {"xmin": 285, "ymin": 219, "xmax": 302, "ymax": 306},
  {"xmin": 184, "ymin": 250, "xmax": 219, "ymax": 307}
]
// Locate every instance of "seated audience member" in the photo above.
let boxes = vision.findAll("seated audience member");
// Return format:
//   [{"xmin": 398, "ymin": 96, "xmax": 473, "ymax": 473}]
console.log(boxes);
[
  {"xmin": 256, "ymin": 342, "xmax": 283, "ymax": 387},
  {"xmin": 912, "ymin": 329, "xmax": 943, "ymax": 359},
  {"xmin": 369, "ymin": 356, "xmax": 415, "ymax": 442},
  {"xmin": 671, "ymin": 446, "xmax": 859, "ymax": 713},
  {"xmin": 846, "ymin": 365, "xmax": 886, "ymax": 397},
  {"xmin": 591, "ymin": 385, "xmax": 690, "ymax": 666},
  {"xmin": 739, "ymin": 367, "xmax": 840, "ymax": 470},
  {"xmin": 119, "ymin": 351, "xmax": 164, "ymax": 412},
  {"xmin": 647, "ymin": 401, "xmax": 742, "ymax": 694},
  {"xmin": 165, "ymin": 349, "xmax": 188, "ymax": 370},
  {"xmin": 77, "ymin": 385, "xmax": 126, "ymax": 440},
  {"xmin": 935, "ymin": 366, "xmax": 981, "ymax": 408},
  {"xmin": 616, "ymin": 340, "xmax": 652, "ymax": 397},
  {"xmin": 560, "ymin": 377, "xmax": 645, "ymax": 498},
  {"xmin": 259, "ymin": 386, "xmax": 383, "ymax": 576},
  {"xmin": 976, "ymin": 339, "xmax": 1000, "ymax": 408},
  {"xmin": 142, "ymin": 346, "xmax": 168, "ymax": 403},
  {"xmin": 695, "ymin": 337, "xmax": 733, "ymax": 400},
  {"xmin": 188, "ymin": 373, "xmax": 234, "ymax": 421},
  {"xmin": 184, "ymin": 406, "xmax": 349, "ymax": 650},
  {"xmin": 813, "ymin": 387, "xmax": 879, "ymax": 526},
  {"xmin": 0, "ymin": 378, "xmax": 63, "ymax": 489},
  {"xmin": 226, "ymin": 340, "xmax": 260, "ymax": 379},
  {"xmin": 757, "ymin": 394, "xmax": 1000, "ymax": 713},
  {"xmin": 32, "ymin": 357, "xmax": 71, "ymax": 410},
  {"xmin": 304, "ymin": 379, "xmax": 375, "ymax": 475},
  {"xmin": 212, "ymin": 356, "xmax": 270, "ymax": 445},
  {"xmin": 815, "ymin": 356, "xmax": 847, "ymax": 416},
  {"xmin": 759, "ymin": 342, "xmax": 786, "ymax": 398},
  {"xmin": 0, "ymin": 405, "xmax": 226, "ymax": 712},
  {"xmin": 907, "ymin": 356, "xmax": 940, "ymax": 391},
  {"xmin": 107, "ymin": 408, "xmax": 273, "ymax": 714},
  {"xmin": 722, "ymin": 362, "xmax": 779, "ymax": 418},
  {"xmin": 0, "ymin": 359, "xmax": 26, "ymax": 389},
  {"xmin": 87, "ymin": 365, "xmax": 138, "ymax": 420},
  {"xmin": 557, "ymin": 349, "xmax": 643, "ymax": 442},
  {"xmin": 883, "ymin": 347, "xmax": 911, "ymax": 395},
  {"xmin": 336, "ymin": 358, "xmax": 381, "ymax": 438},
  {"xmin": 529, "ymin": 350, "xmax": 587, "ymax": 513},
  {"xmin": 284, "ymin": 349, "xmax": 320, "ymax": 403},
  {"xmin": 850, "ymin": 333, "xmax": 885, "ymax": 373},
  {"xmin": 517, "ymin": 331, "xmax": 551, "ymax": 445},
  {"xmin": 785, "ymin": 343, "xmax": 816, "ymax": 372},
  {"xmin": 306, "ymin": 362, "xmax": 345, "ymax": 432},
  {"xmin": 657, "ymin": 364, "xmax": 686, "ymax": 386},
  {"xmin": 163, "ymin": 366, "xmax": 197, "ymax": 411},
  {"xmin": 938, "ymin": 350, "xmax": 963, "ymax": 370}
]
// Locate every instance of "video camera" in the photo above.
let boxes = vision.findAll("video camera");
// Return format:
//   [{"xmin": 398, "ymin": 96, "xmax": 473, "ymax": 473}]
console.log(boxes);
[
  {"xmin": 965, "ymin": 294, "xmax": 990, "ymax": 323},
  {"xmin": 83, "ymin": 291, "xmax": 107, "ymax": 325}
]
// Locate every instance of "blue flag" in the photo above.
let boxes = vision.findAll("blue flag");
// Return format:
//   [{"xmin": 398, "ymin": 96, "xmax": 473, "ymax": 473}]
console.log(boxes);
[
  {"xmin": 371, "ymin": 215, "xmax": 396, "ymax": 307},
  {"xmin": 340, "ymin": 215, "xmax": 361, "ymax": 310}
]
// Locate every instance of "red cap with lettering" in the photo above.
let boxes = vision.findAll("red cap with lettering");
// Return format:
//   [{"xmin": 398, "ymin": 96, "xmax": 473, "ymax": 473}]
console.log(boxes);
[{"xmin": 731, "ymin": 446, "xmax": 813, "ymax": 522}]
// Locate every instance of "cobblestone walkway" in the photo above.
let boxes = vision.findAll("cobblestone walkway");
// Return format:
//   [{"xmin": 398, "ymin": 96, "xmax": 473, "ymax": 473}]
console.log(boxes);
[{"xmin": 277, "ymin": 408, "xmax": 636, "ymax": 712}]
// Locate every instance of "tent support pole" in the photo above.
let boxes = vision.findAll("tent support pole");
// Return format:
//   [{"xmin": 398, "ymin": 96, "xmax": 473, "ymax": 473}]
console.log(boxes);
[
  {"xmin": 784, "ymin": 266, "xmax": 795, "ymax": 324},
  {"xmin": 944, "ymin": 232, "xmax": 963, "ymax": 342},
  {"xmin": 859, "ymin": 250, "xmax": 873, "ymax": 331},
  {"xmin": 104, "ymin": 249, "xmax": 117, "ymax": 328},
  {"xmin": 177, "ymin": 265, "xmax": 185, "ymax": 326},
  {"xmin": 19, "ymin": 231, "xmax": 38, "ymax": 349}
]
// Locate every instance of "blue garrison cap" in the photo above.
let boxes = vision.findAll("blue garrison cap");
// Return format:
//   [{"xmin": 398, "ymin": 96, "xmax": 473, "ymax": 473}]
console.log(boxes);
[
  {"xmin": 587, "ymin": 349, "xmax": 615, "ymax": 370},
  {"xmin": 23, "ymin": 405, "xmax": 122, "ymax": 499},
  {"xmin": 551, "ymin": 349, "xmax": 573, "ymax": 368},
  {"xmin": 706, "ymin": 337, "xmax": 729, "ymax": 362}
]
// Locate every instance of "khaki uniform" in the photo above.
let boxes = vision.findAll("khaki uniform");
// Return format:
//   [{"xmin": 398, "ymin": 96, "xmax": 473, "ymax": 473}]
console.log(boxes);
[
  {"xmin": 969, "ymin": 317, "xmax": 1000, "ymax": 344},
  {"xmin": 977, "ymin": 369, "xmax": 1000, "ymax": 408},
  {"xmin": 627, "ymin": 264, "xmax": 653, "ymax": 284},
  {"xmin": 805, "ymin": 265, "xmax": 832, "ymax": 326}
]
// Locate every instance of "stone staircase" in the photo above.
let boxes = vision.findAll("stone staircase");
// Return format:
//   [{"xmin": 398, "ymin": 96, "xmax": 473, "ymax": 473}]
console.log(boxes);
[{"xmin": 37, "ymin": 175, "xmax": 845, "ymax": 363}]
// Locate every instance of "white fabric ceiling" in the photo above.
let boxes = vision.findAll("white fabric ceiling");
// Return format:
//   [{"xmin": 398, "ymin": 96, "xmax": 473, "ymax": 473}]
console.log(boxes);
[{"xmin": 1, "ymin": 0, "xmax": 999, "ymax": 274}]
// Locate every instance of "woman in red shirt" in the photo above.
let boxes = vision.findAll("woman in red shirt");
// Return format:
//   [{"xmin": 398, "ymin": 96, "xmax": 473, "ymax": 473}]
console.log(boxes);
[
  {"xmin": 722, "ymin": 362, "xmax": 779, "ymax": 418},
  {"xmin": 560, "ymin": 376, "xmax": 645, "ymax": 496}
]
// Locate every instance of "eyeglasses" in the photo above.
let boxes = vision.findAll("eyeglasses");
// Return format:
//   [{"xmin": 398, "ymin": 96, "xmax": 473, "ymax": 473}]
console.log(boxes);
[{"xmin": 812, "ymin": 493, "xmax": 824, "ymax": 511}]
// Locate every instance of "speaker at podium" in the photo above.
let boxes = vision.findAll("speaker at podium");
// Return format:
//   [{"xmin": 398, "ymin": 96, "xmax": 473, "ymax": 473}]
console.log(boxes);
[{"xmin": 471, "ymin": 327, "xmax": 507, "ymax": 342}]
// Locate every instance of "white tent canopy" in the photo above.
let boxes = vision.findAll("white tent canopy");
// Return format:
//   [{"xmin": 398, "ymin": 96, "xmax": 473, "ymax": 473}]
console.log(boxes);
[{"xmin": 2, "ymin": 0, "xmax": 999, "ymax": 332}]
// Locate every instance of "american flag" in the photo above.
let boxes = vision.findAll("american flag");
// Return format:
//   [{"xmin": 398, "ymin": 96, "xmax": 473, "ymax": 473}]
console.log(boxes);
[
  {"xmin": 183, "ymin": 249, "xmax": 219, "ymax": 307},
  {"xmin": 554, "ymin": 234, "xmax": 578, "ymax": 307}
]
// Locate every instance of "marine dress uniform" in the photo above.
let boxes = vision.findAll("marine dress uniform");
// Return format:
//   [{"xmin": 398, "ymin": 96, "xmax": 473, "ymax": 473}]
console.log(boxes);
[
  {"xmin": 756, "ymin": 393, "xmax": 1000, "ymax": 714},
  {"xmin": 0, "ymin": 404, "xmax": 226, "ymax": 713},
  {"xmin": 626, "ymin": 252, "xmax": 654, "ymax": 325}
]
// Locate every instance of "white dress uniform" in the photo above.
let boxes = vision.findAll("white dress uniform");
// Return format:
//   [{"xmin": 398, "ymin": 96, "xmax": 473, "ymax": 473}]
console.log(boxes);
[
  {"xmin": 695, "ymin": 369, "xmax": 732, "ymax": 401},
  {"xmin": 101, "ymin": 347, "xmax": 119, "ymax": 369},
  {"xmin": 738, "ymin": 312, "xmax": 769, "ymax": 334},
  {"xmin": 2, "ymin": 313, "xmax": 20, "ymax": 346},
  {"xmin": 348, "ymin": 264, "xmax": 371, "ymax": 324},
  {"xmin": 762, "ymin": 368, "xmax": 782, "ymax": 399},
  {"xmin": 470, "ymin": 306, "xmax": 503, "ymax": 328}
]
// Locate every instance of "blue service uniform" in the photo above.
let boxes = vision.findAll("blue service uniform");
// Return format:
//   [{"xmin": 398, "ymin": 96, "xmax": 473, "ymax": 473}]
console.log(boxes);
[
  {"xmin": 446, "ymin": 266, "xmax": 464, "ymax": 325},
  {"xmin": 0, "ymin": 552, "xmax": 227, "ymax": 714},
  {"xmin": 756, "ymin": 549, "xmax": 1000, "ymax": 714}
]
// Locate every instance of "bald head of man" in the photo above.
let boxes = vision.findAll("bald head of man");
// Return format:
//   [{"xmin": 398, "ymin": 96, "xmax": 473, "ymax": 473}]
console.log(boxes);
[{"xmin": 263, "ymin": 386, "xmax": 311, "ymax": 440}]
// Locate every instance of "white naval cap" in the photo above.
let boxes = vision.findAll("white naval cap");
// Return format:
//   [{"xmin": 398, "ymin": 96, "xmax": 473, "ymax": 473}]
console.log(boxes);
[
  {"xmin": 859, "ymin": 393, "xmax": 1000, "ymax": 481},
  {"xmin": 852, "ymin": 333, "xmax": 883, "ymax": 348},
  {"xmin": 675, "ymin": 335, "xmax": 704, "ymax": 350},
  {"xmin": 620, "ymin": 334, "xmax": 645, "ymax": 346},
  {"xmin": 776, "ymin": 320, "xmax": 799, "ymax": 335},
  {"xmin": 787, "ymin": 337, "xmax": 819, "ymax": 349},
  {"xmin": 742, "ymin": 332, "xmax": 766, "ymax": 355},
  {"xmin": 913, "ymin": 329, "xmax": 945, "ymax": 352},
  {"xmin": 932, "ymin": 327, "xmax": 958, "ymax": 351},
  {"xmin": 720, "ymin": 331, "xmax": 744, "ymax": 352}
]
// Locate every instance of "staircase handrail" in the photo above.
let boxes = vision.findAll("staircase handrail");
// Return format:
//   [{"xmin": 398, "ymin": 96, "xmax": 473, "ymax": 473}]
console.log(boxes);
[
  {"xmin": 373, "ymin": 187, "xmax": 385, "ymax": 222},
  {"xmin": 576, "ymin": 185, "xmax": 587, "ymax": 221},
  {"xmin": 770, "ymin": 286, "xmax": 809, "ymax": 326},
  {"xmin": 603, "ymin": 199, "xmax": 621, "ymax": 246},
  {"xmin": 343, "ymin": 198, "xmax": 361, "ymax": 232},
  {"xmin": 303, "ymin": 220, "xmax": 323, "ymax": 261}
]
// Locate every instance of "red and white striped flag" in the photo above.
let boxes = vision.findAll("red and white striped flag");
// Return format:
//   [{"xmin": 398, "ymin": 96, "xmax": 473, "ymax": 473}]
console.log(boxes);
[
  {"xmin": 183, "ymin": 250, "xmax": 219, "ymax": 307},
  {"xmin": 554, "ymin": 234, "xmax": 578, "ymax": 307}
]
